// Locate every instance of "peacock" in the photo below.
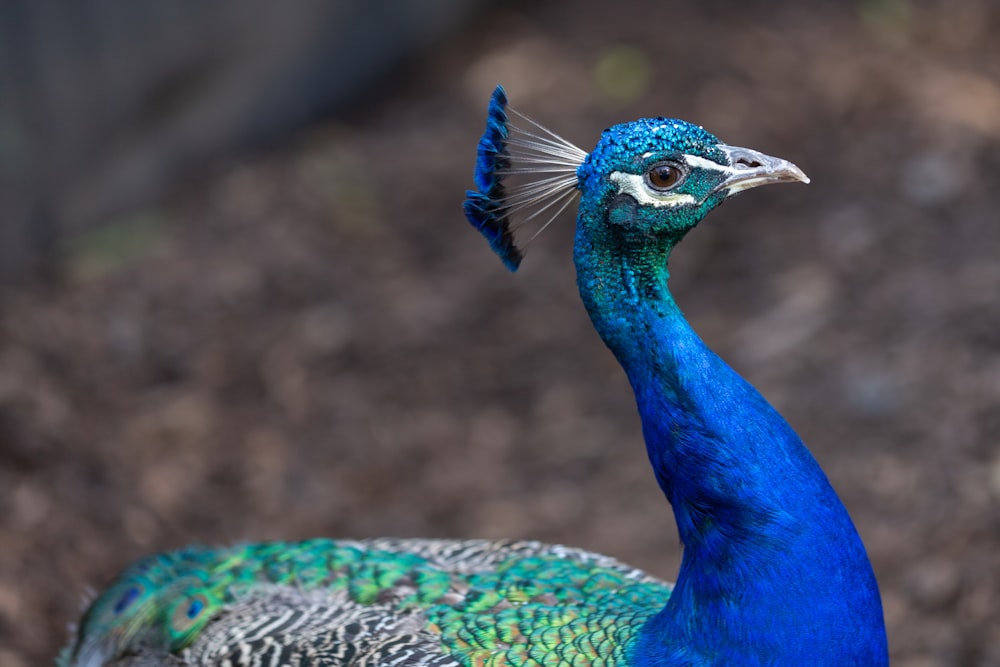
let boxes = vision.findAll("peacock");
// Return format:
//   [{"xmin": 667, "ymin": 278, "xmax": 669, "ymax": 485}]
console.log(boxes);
[{"xmin": 59, "ymin": 86, "xmax": 888, "ymax": 666}]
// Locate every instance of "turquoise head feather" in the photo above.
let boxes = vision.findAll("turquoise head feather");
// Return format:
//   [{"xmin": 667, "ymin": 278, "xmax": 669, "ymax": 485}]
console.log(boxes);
[{"xmin": 464, "ymin": 85, "xmax": 807, "ymax": 270}]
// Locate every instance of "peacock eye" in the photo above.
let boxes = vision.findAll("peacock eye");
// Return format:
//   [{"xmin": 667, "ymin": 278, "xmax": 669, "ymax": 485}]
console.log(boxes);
[
  {"xmin": 113, "ymin": 586, "xmax": 141, "ymax": 614},
  {"xmin": 645, "ymin": 163, "xmax": 685, "ymax": 191}
]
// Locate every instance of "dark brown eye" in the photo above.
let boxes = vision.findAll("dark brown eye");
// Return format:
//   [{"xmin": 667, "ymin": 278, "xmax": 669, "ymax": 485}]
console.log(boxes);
[{"xmin": 646, "ymin": 163, "xmax": 684, "ymax": 191}]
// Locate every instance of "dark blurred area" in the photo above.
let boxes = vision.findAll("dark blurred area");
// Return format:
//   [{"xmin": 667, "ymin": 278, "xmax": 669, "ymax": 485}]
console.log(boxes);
[
  {"xmin": 0, "ymin": 0, "xmax": 486, "ymax": 280},
  {"xmin": 2, "ymin": 1, "xmax": 999, "ymax": 665}
]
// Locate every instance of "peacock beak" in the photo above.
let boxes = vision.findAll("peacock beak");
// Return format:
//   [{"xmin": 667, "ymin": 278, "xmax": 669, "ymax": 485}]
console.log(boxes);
[{"xmin": 712, "ymin": 145, "xmax": 810, "ymax": 196}]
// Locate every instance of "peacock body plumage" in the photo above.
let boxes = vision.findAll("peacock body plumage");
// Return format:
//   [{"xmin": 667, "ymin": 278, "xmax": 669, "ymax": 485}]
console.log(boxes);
[
  {"xmin": 63, "ymin": 539, "xmax": 669, "ymax": 667},
  {"xmin": 60, "ymin": 86, "xmax": 888, "ymax": 666}
]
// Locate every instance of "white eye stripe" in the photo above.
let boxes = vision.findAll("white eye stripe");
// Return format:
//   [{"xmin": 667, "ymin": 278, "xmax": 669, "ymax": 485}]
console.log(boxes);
[
  {"xmin": 610, "ymin": 171, "xmax": 695, "ymax": 208},
  {"xmin": 681, "ymin": 154, "xmax": 732, "ymax": 174}
]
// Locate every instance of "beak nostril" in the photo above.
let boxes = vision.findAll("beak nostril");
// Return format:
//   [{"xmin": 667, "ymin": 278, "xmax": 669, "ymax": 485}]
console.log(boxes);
[{"xmin": 736, "ymin": 157, "xmax": 764, "ymax": 169}]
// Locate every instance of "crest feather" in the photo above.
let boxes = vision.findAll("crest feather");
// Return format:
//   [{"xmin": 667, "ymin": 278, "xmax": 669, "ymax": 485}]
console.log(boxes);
[{"xmin": 464, "ymin": 86, "xmax": 585, "ymax": 271}]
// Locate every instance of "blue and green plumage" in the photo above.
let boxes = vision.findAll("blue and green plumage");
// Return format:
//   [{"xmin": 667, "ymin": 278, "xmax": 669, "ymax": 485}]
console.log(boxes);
[
  {"xmin": 61, "ymin": 86, "xmax": 887, "ymax": 666},
  {"xmin": 62, "ymin": 539, "xmax": 670, "ymax": 666}
]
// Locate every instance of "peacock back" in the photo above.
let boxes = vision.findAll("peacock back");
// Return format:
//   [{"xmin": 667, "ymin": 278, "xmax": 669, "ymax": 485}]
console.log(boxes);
[{"xmin": 63, "ymin": 538, "xmax": 671, "ymax": 667}]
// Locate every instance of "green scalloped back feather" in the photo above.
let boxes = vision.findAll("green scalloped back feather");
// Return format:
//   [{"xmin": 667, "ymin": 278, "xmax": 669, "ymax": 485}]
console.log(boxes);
[{"xmin": 62, "ymin": 540, "xmax": 672, "ymax": 667}]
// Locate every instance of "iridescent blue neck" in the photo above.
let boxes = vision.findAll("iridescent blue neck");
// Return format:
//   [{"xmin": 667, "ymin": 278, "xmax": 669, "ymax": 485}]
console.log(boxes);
[{"xmin": 573, "ymin": 205, "xmax": 888, "ymax": 665}]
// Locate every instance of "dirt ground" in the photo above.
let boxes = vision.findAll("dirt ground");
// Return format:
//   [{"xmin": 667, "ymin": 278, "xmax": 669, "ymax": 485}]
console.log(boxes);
[{"xmin": 2, "ymin": 1, "xmax": 999, "ymax": 665}]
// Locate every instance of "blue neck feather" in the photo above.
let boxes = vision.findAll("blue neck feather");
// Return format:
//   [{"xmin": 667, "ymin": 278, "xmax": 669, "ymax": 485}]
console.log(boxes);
[{"xmin": 574, "ymin": 201, "xmax": 888, "ymax": 665}]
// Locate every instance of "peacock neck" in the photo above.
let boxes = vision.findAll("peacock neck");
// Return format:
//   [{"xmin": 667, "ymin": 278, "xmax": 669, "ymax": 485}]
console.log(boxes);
[{"xmin": 573, "ymin": 211, "xmax": 888, "ymax": 665}]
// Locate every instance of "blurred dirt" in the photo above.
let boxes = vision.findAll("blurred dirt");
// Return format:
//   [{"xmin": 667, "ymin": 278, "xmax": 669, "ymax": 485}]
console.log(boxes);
[{"xmin": 2, "ymin": 1, "xmax": 999, "ymax": 665}]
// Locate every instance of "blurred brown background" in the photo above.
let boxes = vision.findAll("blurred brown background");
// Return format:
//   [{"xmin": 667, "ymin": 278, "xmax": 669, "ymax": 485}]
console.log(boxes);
[{"xmin": 1, "ymin": 1, "xmax": 999, "ymax": 665}]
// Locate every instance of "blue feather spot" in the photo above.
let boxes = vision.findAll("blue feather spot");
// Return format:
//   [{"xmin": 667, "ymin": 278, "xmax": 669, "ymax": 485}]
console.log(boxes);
[
  {"xmin": 113, "ymin": 586, "xmax": 140, "ymax": 614},
  {"xmin": 186, "ymin": 598, "xmax": 205, "ymax": 619}
]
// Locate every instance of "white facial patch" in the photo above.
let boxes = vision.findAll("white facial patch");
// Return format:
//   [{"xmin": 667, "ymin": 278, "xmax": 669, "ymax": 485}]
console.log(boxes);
[
  {"xmin": 681, "ymin": 154, "xmax": 731, "ymax": 174},
  {"xmin": 609, "ymin": 171, "xmax": 695, "ymax": 208}
]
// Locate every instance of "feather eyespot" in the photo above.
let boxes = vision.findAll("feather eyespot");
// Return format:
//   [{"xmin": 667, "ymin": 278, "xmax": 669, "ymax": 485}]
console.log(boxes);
[
  {"xmin": 646, "ymin": 162, "xmax": 685, "ymax": 191},
  {"xmin": 113, "ymin": 586, "xmax": 141, "ymax": 614},
  {"xmin": 186, "ymin": 598, "xmax": 205, "ymax": 619},
  {"xmin": 170, "ymin": 593, "xmax": 211, "ymax": 633}
]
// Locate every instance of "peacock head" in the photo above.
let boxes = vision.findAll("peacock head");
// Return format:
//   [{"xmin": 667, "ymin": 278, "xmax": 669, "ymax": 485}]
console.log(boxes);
[
  {"xmin": 578, "ymin": 118, "xmax": 809, "ymax": 245},
  {"xmin": 464, "ymin": 85, "xmax": 808, "ymax": 270}
]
